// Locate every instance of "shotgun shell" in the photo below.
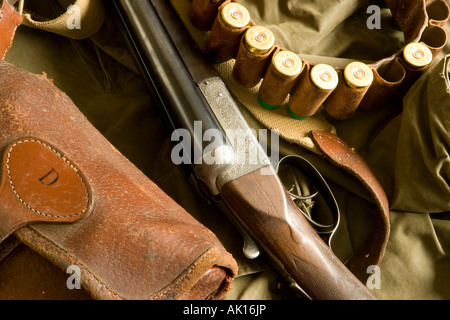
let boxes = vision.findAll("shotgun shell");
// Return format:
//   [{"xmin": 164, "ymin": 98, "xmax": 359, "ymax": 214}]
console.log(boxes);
[
  {"xmin": 273, "ymin": 50, "xmax": 303, "ymax": 77},
  {"xmin": 258, "ymin": 50, "xmax": 303, "ymax": 109},
  {"xmin": 402, "ymin": 42, "xmax": 433, "ymax": 69},
  {"xmin": 220, "ymin": 2, "xmax": 250, "ymax": 29},
  {"xmin": 244, "ymin": 26, "xmax": 275, "ymax": 55},
  {"xmin": 310, "ymin": 64, "xmax": 339, "ymax": 91},
  {"xmin": 343, "ymin": 62, "xmax": 374, "ymax": 89},
  {"xmin": 323, "ymin": 62, "xmax": 373, "ymax": 120},
  {"xmin": 205, "ymin": 2, "xmax": 250, "ymax": 62},
  {"xmin": 232, "ymin": 26, "xmax": 276, "ymax": 88},
  {"xmin": 394, "ymin": 42, "xmax": 433, "ymax": 99},
  {"xmin": 288, "ymin": 64, "xmax": 338, "ymax": 120}
]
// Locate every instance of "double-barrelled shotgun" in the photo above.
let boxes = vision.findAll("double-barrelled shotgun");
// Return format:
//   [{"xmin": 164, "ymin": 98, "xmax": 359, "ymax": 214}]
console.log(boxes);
[{"xmin": 112, "ymin": 0, "xmax": 377, "ymax": 300}]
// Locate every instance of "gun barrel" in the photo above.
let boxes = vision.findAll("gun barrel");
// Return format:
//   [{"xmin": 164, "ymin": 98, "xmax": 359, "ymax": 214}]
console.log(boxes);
[{"xmin": 113, "ymin": 0, "xmax": 230, "ymax": 167}]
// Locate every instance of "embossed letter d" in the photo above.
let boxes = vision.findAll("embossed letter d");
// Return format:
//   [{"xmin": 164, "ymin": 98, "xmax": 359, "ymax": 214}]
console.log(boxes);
[{"xmin": 38, "ymin": 168, "xmax": 59, "ymax": 186}]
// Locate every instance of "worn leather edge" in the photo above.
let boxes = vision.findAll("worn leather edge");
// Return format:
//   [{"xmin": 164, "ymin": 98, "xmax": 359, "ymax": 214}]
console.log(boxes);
[
  {"xmin": 0, "ymin": 0, "xmax": 23, "ymax": 61},
  {"xmin": 14, "ymin": 226, "xmax": 237, "ymax": 300},
  {"xmin": 154, "ymin": 247, "xmax": 237, "ymax": 300},
  {"xmin": 310, "ymin": 130, "xmax": 390, "ymax": 283}
]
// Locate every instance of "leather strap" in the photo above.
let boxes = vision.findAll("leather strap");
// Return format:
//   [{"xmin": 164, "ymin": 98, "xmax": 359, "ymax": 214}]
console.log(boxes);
[
  {"xmin": 0, "ymin": 0, "xmax": 22, "ymax": 62},
  {"xmin": 311, "ymin": 130, "xmax": 390, "ymax": 283}
]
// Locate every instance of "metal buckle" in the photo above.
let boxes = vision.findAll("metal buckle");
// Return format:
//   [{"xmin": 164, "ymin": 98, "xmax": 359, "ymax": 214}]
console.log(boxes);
[
  {"xmin": 17, "ymin": 0, "xmax": 24, "ymax": 14},
  {"xmin": 9, "ymin": 0, "xmax": 24, "ymax": 15}
]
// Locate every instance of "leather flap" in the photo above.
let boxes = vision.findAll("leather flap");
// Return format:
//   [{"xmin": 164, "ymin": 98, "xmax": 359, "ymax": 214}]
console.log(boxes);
[{"xmin": 0, "ymin": 138, "xmax": 91, "ymax": 243}]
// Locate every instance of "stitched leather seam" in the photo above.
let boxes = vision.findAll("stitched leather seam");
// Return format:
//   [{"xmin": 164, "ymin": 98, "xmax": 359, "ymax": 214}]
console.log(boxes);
[
  {"xmin": 1, "ymin": 22, "xmax": 19, "ymax": 61},
  {"xmin": 22, "ymin": 227, "xmax": 220, "ymax": 300},
  {"xmin": 21, "ymin": 226, "xmax": 125, "ymax": 300},
  {"xmin": 5, "ymin": 139, "xmax": 90, "ymax": 219},
  {"xmin": 152, "ymin": 246, "xmax": 218, "ymax": 299},
  {"xmin": 315, "ymin": 132, "xmax": 352, "ymax": 162}
]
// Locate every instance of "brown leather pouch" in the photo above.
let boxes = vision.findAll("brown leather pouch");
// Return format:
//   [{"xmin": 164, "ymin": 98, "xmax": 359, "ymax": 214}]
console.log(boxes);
[{"xmin": 0, "ymin": 1, "xmax": 237, "ymax": 300}]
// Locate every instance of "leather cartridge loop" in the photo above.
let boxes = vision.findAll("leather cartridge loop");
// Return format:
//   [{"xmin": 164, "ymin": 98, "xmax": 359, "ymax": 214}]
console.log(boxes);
[
  {"xmin": 190, "ymin": 0, "xmax": 449, "ymax": 119},
  {"xmin": 0, "ymin": 138, "xmax": 91, "ymax": 244},
  {"xmin": 0, "ymin": 0, "xmax": 23, "ymax": 62}
]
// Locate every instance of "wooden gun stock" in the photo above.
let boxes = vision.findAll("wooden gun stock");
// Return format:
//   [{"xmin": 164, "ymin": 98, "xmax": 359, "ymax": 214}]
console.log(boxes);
[{"xmin": 222, "ymin": 166, "xmax": 377, "ymax": 300}]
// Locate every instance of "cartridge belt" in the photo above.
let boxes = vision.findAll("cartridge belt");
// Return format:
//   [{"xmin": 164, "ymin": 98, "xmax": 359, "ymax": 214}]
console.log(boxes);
[{"xmin": 189, "ymin": 0, "xmax": 449, "ymax": 120}]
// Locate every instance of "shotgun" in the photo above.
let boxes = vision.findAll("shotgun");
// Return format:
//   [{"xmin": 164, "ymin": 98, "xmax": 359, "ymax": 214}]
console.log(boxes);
[{"xmin": 112, "ymin": 0, "xmax": 377, "ymax": 300}]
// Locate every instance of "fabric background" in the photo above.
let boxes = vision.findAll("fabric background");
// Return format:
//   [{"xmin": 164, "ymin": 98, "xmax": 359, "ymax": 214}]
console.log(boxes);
[{"xmin": 4, "ymin": 0, "xmax": 450, "ymax": 299}]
